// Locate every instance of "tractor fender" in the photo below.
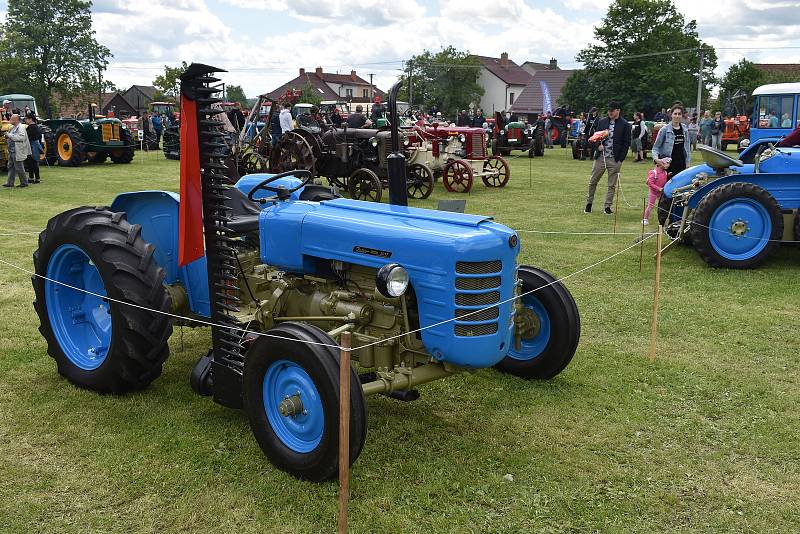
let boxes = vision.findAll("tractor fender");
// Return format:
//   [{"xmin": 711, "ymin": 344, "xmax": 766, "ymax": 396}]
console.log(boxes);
[
  {"xmin": 686, "ymin": 173, "xmax": 800, "ymax": 210},
  {"xmin": 110, "ymin": 191, "xmax": 210, "ymax": 317}
]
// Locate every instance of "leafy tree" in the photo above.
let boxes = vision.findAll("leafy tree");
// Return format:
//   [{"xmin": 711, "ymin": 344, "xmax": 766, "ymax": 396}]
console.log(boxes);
[
  {"xmin": 715, "ymin": 59, "xmax": 764, "ymax": 116},
  {"xmin": 153, "ymin": 61, "xmax": 189, "ymax": 102},
  {"xmin": 560, "ymin": 0, "xmax": 716, "ymax": 118},
  {"xmin": 226, "ymin": 84, "xmax": 247, "ymax": 107},
  {"xmin": 559, "ymin": 70, "xmax": 594, "ymax": 116},
  {"xmin": 0, "ymin": 0, "xmax": 111, "ymax": 118},
  {"xmin": 398, "ymin": 46, "xmax": 484, "ymax": 117},
  {"xmin": 299, "ymin": 81, "xmax": 322, "ymax": 106}
]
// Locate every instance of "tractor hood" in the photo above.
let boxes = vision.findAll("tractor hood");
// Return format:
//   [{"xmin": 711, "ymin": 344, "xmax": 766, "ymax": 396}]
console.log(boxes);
[{"xmin": 259, "ymin": 198, "xmax": 520, "ymax": 368}]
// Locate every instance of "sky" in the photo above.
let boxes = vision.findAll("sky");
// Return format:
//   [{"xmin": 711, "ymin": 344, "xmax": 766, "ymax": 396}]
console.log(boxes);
[{"xmin": 2, "ymin": 0, "xmax": 800, "ymax": 97}]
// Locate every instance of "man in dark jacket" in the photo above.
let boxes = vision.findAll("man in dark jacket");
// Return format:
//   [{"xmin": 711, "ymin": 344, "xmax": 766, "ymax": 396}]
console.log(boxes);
[
  {"xmin": 584, "ymin": 101, "xmax": 631, "ymax": 214},
  {"xmin": 472, "ymin": 109, "xmax": 485, "ymax": 128}
]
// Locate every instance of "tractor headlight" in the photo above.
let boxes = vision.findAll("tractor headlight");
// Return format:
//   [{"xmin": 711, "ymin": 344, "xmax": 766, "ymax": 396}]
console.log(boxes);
[
  {"xmin": 403, "ymin": 137, "xmax": 410, "ymax": 147},
  {"xmin": 370, "ymin": 137, "xmax": 378, "ymax": 147},
  {"xmin": 500, "ymin": 128, "xmax": 506, "ymax": 135},
  {"xmin": 376, "ymin": 263, "xmax": 409, "ymax": 298},
  {"xmin": 92, "ymin": 124, "xmax": 99, "ymax": 130},
  {"xmin": 459, "ymin": 134, "xmax": 466, "ymax": 143}
]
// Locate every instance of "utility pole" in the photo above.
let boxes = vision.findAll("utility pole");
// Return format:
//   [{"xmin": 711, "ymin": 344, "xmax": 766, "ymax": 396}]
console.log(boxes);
[
  {"xmin": 696, "ymin": 47, "xmax": 704, "ymax": 117},
  {"xmin": 369, "ymin": 73, "xmax": 374, "ymax": 99},
  {"xmin": 407, "ymin": 60, "xmax": 413, "ymax": 109}
]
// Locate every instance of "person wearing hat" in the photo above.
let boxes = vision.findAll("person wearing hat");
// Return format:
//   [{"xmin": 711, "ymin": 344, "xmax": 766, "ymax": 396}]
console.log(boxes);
[
  {"xmin": 3, "ymin": 114, "xmax": 32, "ymax": 188},
  {"xmin": 584, "ymin": 100, "xmax": 631, "ymax": 214},
  {"xmin": 2, "ymin": 100, "xmax": 12, "ymax": 120},
  {"xmin": 24, "ymin": 113, "xmax": 42, "ymax": 184}
]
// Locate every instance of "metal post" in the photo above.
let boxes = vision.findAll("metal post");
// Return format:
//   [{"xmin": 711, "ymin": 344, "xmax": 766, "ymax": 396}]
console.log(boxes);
[
  {"xmin": 408, "ymin": 60, "xmax": 413, "ymax": 109},
  {"xmin": 696, "ymin": 48, "xmax": 704, "ymax": 118},
  {"xmin": 387, "ymin": 80, "xmax": 408, "ymax": 206},
  {"xmin": 338, "ymin": 331, "xmax": 352, "ymax": 534}
]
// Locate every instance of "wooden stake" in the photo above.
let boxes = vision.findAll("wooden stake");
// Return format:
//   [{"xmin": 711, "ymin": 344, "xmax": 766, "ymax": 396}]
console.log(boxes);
[
  {"xmin": 649, "ymin": 226, "xmax": 663, "ymax": 363},
  {"xmin": 338, "ymin": 331, "xmax": 352, "ymax": 534},
  {"xmin": 639, "ymin": 196, "xmax": 646, "ymax": 273}
]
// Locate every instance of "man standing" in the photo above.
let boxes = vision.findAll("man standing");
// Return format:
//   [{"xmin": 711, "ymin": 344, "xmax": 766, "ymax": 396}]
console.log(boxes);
[
  {"xmin": 699, "ymin": 110, "xmax": 713, "ymax": 146},
  {"xmin": 279, "ymin": 102, "xmax": 293, "ymax": 133},
  {"xmin": 152, "ymin": 112, "xmax": 163, "ymax": 148},
  {"xmin": 654, "ymin": 108, "xmax": 667, "ymax": 122},
  {"xmin": 584, "ymin": 101, "xmax": 631, "ymax": 214},
  {"xmin": 2, "ymin": 100, "xmax": 12, "ymax": 120},
  {"xmin": 3, "ymin": 114, "xmax": 31, "ymax": 188}
]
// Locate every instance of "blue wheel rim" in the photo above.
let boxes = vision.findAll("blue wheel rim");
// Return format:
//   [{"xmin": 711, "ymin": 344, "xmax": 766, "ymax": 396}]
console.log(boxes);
[
  {"xmin": 507, "ymin": 295, "xmax": 551, "ymax": 361},
  {"xmin": 263, "ymin": 359, "xmax": 325, "ymax": 453},
  {"xmin": 45, "ymin": 244, "xmax": 112, "ymax": 371},
  {"xmin": 708, "ymin": 198, "xmax": 771, "ymax": 260}
]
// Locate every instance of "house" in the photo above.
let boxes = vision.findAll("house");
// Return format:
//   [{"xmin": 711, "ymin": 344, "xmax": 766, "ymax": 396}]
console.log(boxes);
[
  {"xmin": 101, "ymin": 92, "xmax": 138, "ymax": 118},
  {"xmin": 474, "ymin": 53, "xmax": 533, "ymax": 115},
  {"xmin": 53, "ymin": 91, "xmax": 116, "ymax": 118},
  {"xmin": 121, "ymin": 85, "xmax": 159, "ymax": 116},
  {"xmin": 509, "ymin": 68, "xmax": 576, "ymax": 122},
  {"xmin": 520, "ymin": 58, "xmax": 561, "ymax": 76},
  {"xmin": 266, "ymin": 68, "xmax": 385, "ymax": 105},
  {"xmin": 753, "ymin": 63, "xmax": 800, "ymax": 78}
]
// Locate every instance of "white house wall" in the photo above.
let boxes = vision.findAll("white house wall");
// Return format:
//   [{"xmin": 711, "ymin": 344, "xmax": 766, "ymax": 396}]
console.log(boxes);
[{"xmin": 477, "ymin": 69, "xmax": 525, "ymax": 114}]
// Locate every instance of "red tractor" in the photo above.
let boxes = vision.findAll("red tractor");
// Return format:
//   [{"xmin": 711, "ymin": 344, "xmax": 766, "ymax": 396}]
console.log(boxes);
[
  {"xmin": 408, "ymin": 125, "xmax": 510, "ymax": 193},
  {"xmin": 722, "ymin": 115, "xmax": 750, "ymax": 151}
]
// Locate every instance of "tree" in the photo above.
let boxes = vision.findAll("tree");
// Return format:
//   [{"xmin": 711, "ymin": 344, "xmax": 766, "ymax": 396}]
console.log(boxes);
[
  {"xmin": 398, "ymin": 46, "xmax": 484, "ymax": 117},
  {"xmin": 559, "ymin": 70, "xmax": 594, "ymax": 116},
  {"xmin": 226, "ymin": 84, "xmax": 247, "ymax": 107},
  {"xmin": 560, "ymin": 0, "xmax": 716, "ymax": 118},
  {"xmin": 716, "ymin": 59, "xmax": 764, "ymax": 116},
  {"xmin": 153, "ymin": 62, "xmax": 189, "ymax": 102},
  {"xmin": 299, "ymin": 81, "xmax": 322, "ymax": 106},
  {"xmin": 0, "ymin": 0, "xmax": 111, "ymax": 118}
]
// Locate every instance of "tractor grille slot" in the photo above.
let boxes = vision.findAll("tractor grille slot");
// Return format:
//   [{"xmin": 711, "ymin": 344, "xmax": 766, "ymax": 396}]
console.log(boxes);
[
  {"xmin": 456, "ymin": 260, "xmax": 502, "ymax": 274},
  {"xmin": 101, "ymin": 123, "xmax": 120, "ymax": 142},
  {"xmin": 472, "ymin": 133, "xmax": 486, "ymax": 158},
  {"xmin": 454, "ymin": 306, "xmax": 499, "ymax": 321},
  {"xmin": 455, "ymin": 276, "xmax": 500, "ymax": 290},
  {"xmin": 455, "ymin": 323, "xmax": 498, "ymax": 336},
  {"xmin": 455, "ymin": 291, "xmax": 500, "ymax": 306}
]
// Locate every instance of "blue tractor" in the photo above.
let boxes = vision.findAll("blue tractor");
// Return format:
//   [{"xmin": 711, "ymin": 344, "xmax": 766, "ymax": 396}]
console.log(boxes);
[
  {"xmin": 31, "ymin": 64, "xmax": 581, "ymax": 481},
  {"xmin": 661, "ymin": 140, "xmax": 800, "ymax": 268}
]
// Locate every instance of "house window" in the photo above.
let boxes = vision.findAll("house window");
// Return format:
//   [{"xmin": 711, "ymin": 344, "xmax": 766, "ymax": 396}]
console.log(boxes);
[
  {"xmin": 363, "ymin": 89, "xmax": 369, "ymax": 98},
  {"xmin": 346, "ymin": 88, "xmax": 353, "ymax": 98},
  {"xmin": 509, "ymin": 92, "xmax": 515, "ymax": 105}
]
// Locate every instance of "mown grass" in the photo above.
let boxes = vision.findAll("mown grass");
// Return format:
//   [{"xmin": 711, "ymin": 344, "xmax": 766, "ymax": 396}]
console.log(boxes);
[{"xmin": 0, "ymin": 147, "xmax": 798, "ymax": 533}]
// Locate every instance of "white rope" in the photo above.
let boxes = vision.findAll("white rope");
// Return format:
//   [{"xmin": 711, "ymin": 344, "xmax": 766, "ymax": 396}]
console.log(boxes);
[{"xmin": 0, "ymin": 233, "xmax": 655, "ymax": 352}]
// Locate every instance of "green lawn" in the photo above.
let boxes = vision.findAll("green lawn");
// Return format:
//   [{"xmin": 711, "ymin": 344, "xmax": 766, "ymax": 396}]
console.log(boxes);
[{"xmin": 0, "ymin": 148, "xmax": 798, "ymax": 533}]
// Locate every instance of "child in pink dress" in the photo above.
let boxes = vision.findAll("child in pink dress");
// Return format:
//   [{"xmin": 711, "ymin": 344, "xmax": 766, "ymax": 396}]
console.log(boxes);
[{"xmin": 643, "ymin": 157, "xmax": 671, "ymax": 225}]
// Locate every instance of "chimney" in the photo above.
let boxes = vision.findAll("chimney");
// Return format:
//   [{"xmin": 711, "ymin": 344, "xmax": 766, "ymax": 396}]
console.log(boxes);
[
  {"xmin": 299, "ymin": 68, "xmax": 305, "ymax": 75},
  {"xmin": 350, "ymin": 70, "xmax": 357, "ymax": 80},
  {"xmin": 315, "ymin": 67, "xmax": 323, "ymax": 75},
  {"xmin": 549, "ymin": 58, "xmax": 557, "ymax": 69},
  {"xmin": 500, "ymin": 52, "xmax": 509, "ymax": 67}
]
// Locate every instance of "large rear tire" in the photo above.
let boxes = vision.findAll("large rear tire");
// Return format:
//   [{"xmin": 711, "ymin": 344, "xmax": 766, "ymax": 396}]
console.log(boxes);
[
  {"xmin": 691, "ymin": 182, "xmax": 782, "ymax": 268},
  {"xmin": 110, "ymin": 128, "xmax": 135, "ymax": 164},
  {"xmin": 495, "ymin": 266, "xmax": 580, "ymax": 379},
  {"xmin": 243, "ymin": 323, "xmax": 367, "ymax": 481},
  {"xmin": 38, "ymin": 125, "xmax": 58, "ymax": 165},
  {"xmin": 32, "ymin": 207, "xmax": 172, "ymax": 393},
  {"xmin": 54, "ymin": 124, "xmax": 86, "ymax": 166}
]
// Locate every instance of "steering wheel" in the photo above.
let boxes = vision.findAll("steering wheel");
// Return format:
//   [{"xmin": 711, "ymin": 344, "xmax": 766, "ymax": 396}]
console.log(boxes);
[
  {"xmin": 754, "ymin": 143, "xmax": 775, "ymax": 174},
  {"xmin": 247, "ymin": 169, "xmax": 314, "ymax": 203}
]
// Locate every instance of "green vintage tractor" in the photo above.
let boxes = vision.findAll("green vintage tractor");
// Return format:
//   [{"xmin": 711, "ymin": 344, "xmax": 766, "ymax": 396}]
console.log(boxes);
[{"xmin": 43, "ymin": 107, "xmax": 135, "ymax": 166}]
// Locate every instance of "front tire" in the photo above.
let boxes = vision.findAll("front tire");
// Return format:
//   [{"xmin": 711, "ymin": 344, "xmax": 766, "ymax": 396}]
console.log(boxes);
[
  {"xmin": 32, "ymin": 207, "xmax": 172, "ymax": 392},
  {"xmin": 495, "ymin": 266, "xmax": 580, "ymax": 379},
  {"xmin": 691, "ymin": 182, "xmax": 783, "ymax": 268},
  {"xmin": 110, "ymin": 128, "xmax": 135, "ymax": 164},
  {"xmin": 243, "ymin": 323, "xmax": 367, "ymax": 481},
  {"xmin": 54, "ymin": 124, "xmax": 86, "ymax": 166}
]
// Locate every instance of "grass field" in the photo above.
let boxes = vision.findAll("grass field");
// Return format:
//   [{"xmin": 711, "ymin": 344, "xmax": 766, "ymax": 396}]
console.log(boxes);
[{"xmin": 0, "ymin": 147, "xmax": 798, "ymax": 533}]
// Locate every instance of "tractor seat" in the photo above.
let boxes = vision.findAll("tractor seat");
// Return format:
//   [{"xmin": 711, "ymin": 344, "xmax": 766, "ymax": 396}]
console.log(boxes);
[{"xmin": 224, "ymin": 186, "xmax": 261, "ymax": 234}]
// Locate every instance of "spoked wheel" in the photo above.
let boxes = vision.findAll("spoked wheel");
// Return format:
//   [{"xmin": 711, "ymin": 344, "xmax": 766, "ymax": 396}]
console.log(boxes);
[
  {"xmin": 243, "ymin": 322, "xmax": 367, "ymax": 482},
  {"xmin": 442, "ymin": 159, "xmax": 474, "ymax": 193},
  {"xmin": 32, "ymin": 207, "xmax": 172, "ymax": 392},
  {"xmin": 495, "ymin": 266, "xmax": 580, "ymax": 379},
  {"xmin": 272, "ymin": 131, "xmax": 316, "ymax": 174},
  {"xmin": 482, "ymin": 156, "xmax": 510, "ymax": 187},
  {"xmin": 242, "ymin": 152, "xmax": 268, "ymax": 174},
  {"xmin": 691, "ymin": 182, "xmax": 783, "ymax": 268},
  {"xmin": 406, "ymin": 163, "xmax": 434, "ymax": 199},
  {"xmin": 348, "ymin": 168, "xmax": 382, "ymax": 202}
]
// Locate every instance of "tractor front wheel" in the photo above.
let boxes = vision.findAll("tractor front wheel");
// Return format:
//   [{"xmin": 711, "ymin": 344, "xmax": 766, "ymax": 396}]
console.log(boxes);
[
  {"xmin": 482, "ymin": 156, "xmax": 510, "ymax": 187},
  {"xmin": 243, "ymin": 323, "xmax": 367, "ymax": 481},
  {"xmin": 691, "ymin": 182, "xmax": 782, "ymax": 268},
  {"xmin": 110, "ymin": 128, "xmax": 135, "ymax": 164},
  {"xmin": 32, "ymin": 207, "xmax": 172, "ymax": 392},
  {"xmin": 38, "ymin": 125, "xmax": 58, "ymax": 165},
  {"xmin": 407, "ymin": 163, "xmax": 434, "ymax": 199},
  {"xmin": 442, "ymin": 159, "xmax": 474, "ymax": 193},
  {"xmin": 54, "ymin": 124, "xmax": 86, "ymax": 166},
  {"xmin": 495, "ymin": 266, "xmax": 580, "ymax": 379},
  {"xmin": 348, "ymin": 168, "xmax": 382, "ymax": 202}
]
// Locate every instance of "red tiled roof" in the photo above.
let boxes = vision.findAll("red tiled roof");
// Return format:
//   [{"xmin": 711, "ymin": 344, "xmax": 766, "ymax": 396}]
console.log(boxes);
[
  {"xmin": 509, "ymin": 69, "xmax": 576, "ymax": 114},
  {"xmin": 754, "ymin": 63, "xmax": 800, "ymax": 75},
  {"xmin": 475, "ymin": 55, "xmax": 533, "ymax": 86},
  {"xmin": 266, "ymin": 71, "xmax": 386, "ymax": 102}
]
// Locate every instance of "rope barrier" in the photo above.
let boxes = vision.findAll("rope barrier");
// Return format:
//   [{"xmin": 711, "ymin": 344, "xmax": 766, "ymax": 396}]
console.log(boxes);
[{"xmin": 0, "ymin": 233, "xmax": 656, "ymax": 352}]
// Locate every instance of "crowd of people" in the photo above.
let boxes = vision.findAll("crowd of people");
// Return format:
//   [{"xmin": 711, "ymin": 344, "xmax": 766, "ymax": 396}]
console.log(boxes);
[{"xmin": 3, "ymin": 100, "xmax": 43, "ymax": 188}]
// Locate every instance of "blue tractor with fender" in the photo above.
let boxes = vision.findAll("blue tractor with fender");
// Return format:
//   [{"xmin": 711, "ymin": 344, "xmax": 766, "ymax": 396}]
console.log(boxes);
[
  {"xmin": 660, "ymin": 139, "xmax": 800, "ymax": 268},
  {"xmin": 31, "ymin": 64, "xmax": 581, "ymax": 481}
]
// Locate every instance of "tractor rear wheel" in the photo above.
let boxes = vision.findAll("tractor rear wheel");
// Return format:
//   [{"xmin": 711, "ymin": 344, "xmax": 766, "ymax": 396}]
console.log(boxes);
[
  {"xmin": 407, "ymin": 163, "xmax": 434, "ymax": 199},
  {"xmin": 442, "ymin": 159, "xmax": 474, "ymax": 193},
  {"xmin": 495, "ymin": 266, "xmax": 580, "ymax": 379},
  {"xmin": 54, "ymin": 124, "xmax": 86, "ymax": 166},
  {"xmin": 38, "ymin": 125, "xmax": 58, "ymax": 165},
  {"xmin": 691, "ymin": 182, "xmax": 783, "ymax": 268},
  {"xmin": 110, "ymin": 128, "xmax": 135, "ymax": 164},
  {"xmin": 243, "ymin": 322, "xmax": 367, "ymax": 481},
  {"xmin": 348, "ymin": 168, "xmax": 382, "ymax": 202},
  {"xmin": 32, "ymin": 207, "xmax": 172, "ymax": 393},
  {"xmin": 534, "ymin": 135, "xmax": 545, "ymax": 157},
  {"xmin": 482, "ymin": 156, "xmax": 510, "ymax": 187},
  {"xmin": 163, "ymin": 125, "xmax": 180, "ymax": 160}
]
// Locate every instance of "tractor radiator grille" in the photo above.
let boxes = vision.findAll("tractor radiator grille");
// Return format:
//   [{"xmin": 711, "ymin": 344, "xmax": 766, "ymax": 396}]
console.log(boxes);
[
  {"xmin": 454, "ymin": 259, "xmax": 502, "ymax": 337},
  {"xmin": 455, "ymin": 323, "xmax": 498, "ymax": 336},
  {"xmin": 471, "ymin": 133, "xmax": 486, "ymax": 159},
  {"xmin": 101, "ymin": 123, "xmax": 120, "ymax": 142}
]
